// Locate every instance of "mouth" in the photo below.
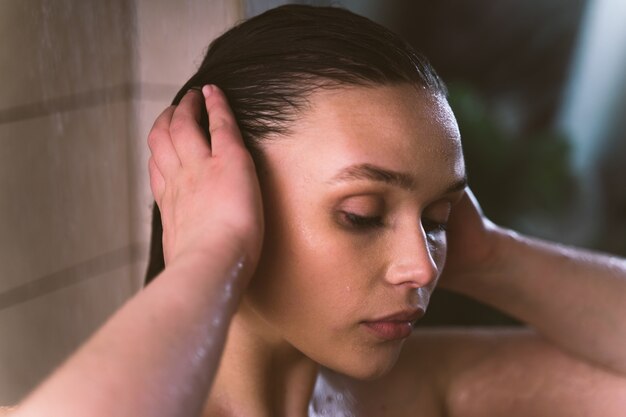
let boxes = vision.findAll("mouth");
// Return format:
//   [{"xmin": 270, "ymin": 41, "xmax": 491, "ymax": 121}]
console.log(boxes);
[{"xmin": 361, "ymin": 308, "xmax": 425, "ymax": 341}]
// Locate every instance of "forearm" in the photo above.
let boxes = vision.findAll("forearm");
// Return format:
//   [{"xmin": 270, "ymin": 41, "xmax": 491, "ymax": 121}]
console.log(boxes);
[
  {"xmin": 445, "ymin": 226, "xmax": 626, "ymax": 375},
  {"xmin": 14, "ymin": 240, "xmax": 249, "ymax": 417}
]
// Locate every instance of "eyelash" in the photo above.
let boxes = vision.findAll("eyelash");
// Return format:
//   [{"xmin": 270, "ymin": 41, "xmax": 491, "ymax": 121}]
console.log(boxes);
[
  {"xmin": 422, "ymin": 219, "xmax": 448, "ymax": 234},
  {"xmin": 341, "ymin": 212, "xmax": 448, "ymax": 234},
  {"xmin": 341, "ymin": 212, "xmax": 384, "ymax": 229}
]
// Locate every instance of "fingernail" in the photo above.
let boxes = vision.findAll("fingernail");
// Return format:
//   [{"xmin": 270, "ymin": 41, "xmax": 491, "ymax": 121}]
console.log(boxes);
[
  {"xmin": 187, "ymin": 86, "xmax": 201, "ymax": 95},
  {"xmin": 202, "ymin": 85, "xmax": 212, "ymax": 98}
]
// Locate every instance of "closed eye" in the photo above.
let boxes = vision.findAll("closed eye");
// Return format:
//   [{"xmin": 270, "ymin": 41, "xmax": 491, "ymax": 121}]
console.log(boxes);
[{"xmin": 340, "ymin": 211, "xmax": 384, "ymax": 229}]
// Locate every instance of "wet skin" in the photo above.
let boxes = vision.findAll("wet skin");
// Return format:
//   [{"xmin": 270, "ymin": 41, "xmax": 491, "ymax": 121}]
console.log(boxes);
[
  {"xmin": 246, "ymin": 83, "xmax": 465, "ymax": 378},
  {"xmin": 206, "ymin": 83, "xmax": 466, "ymax": 416},
  {"xmin": 6, "ymin": 84, "xmax": 625, "ymax": 417}
]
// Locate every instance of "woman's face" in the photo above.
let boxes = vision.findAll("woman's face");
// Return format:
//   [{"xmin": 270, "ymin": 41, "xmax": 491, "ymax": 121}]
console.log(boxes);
[{"xmin": 242, "ymin": 83, "xmax": 466, "ymax": 379}]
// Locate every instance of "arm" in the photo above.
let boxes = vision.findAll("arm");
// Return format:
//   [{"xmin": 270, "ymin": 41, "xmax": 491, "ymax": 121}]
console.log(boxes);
[
  {"xmin": 13, "ymin": 86, "xmax": 264, "ymax": 417},
  {"xmin": 320, "ymin": 328, "xmax": 626, "ymax": 417},
  {"xmin": 319, "ymin": 188, "xmax": 626, "ymax": 417},
  {"xmin": 439, "ymin": 190, "xmax": 626, "ymax": 375},
  {"xmin": 411, "ymin": 191, "xmax": 626, "ymax": 416},
  {"xmin": 436, "ymin": 328, "xmax": 626, "ymax": 417}
]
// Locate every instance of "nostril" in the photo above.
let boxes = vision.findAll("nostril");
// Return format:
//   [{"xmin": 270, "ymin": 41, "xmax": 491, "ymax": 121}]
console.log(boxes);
[{"xmin": 386, "ymin": 225, "xmax": 441, "ymax": 287}]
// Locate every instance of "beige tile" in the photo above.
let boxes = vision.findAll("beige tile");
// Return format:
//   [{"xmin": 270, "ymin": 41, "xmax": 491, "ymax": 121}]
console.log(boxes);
[
  {"xmin": 0, "ymin": 1, "xmax": 135, "ymax": 110},
  {"xmin": 0, "ymin": 261, "xmax": 140, "ymax": 404},
  {"xmin": 135, "ymin": 0, "xmax": 242, "ymax": 87},
  {"xmin": 130, "ymin": 0, "xmax": 244, "ymax": 267},
  {"xmin": 0, "ymin": 101, "xmax": 134, "ymax": 293}
]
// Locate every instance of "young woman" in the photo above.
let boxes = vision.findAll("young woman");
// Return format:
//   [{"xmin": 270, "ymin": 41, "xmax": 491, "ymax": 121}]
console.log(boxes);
[{"xmin": 9, "ymin": 5, "xmax": 626, "ymax": 417}]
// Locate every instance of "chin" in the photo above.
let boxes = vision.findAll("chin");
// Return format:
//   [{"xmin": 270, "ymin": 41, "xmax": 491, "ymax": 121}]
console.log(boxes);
[{"xmin": 327, "ymin": 347, "xmax": 402, "ymax": 381}]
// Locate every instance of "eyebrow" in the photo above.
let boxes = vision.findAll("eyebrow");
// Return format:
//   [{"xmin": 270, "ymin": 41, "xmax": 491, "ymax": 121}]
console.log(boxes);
[{"xmin": 328, "ymin": 163, "xmax": 468, "ymax": 194}]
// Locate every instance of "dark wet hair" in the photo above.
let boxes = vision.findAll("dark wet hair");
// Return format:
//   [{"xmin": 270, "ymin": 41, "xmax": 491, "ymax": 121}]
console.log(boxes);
[{"xmin": 145, "ymin": 4, "xmax": 446, "ymax": 285}]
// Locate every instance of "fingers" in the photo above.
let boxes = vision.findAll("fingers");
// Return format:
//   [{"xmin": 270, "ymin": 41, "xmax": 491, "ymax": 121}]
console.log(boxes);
[
  {"xmin": 456, "ymin": 187, "xmax": 486, "ymax": 218},
  {"xmin": 147, "ymin": 106, "xmax": 180, "ymax": 177},
  {"xmin": 202, "ymin": 85, "xmax": 246, "ymax": 157},
  {"xmin": 147, "ymin": 84, "xmax": 245, "ymax": 191},
  {"xmin": 148, "ymin": 156, "xmax": 165, "ymax": 202},
  {"xmin": 170, "ymin": 89, "xmax": 212, "ymax": 162},
  {"xmin": 463, "ymin": 188, "xmax": 483, "ymax": 212},
  {"xmin": 446, "ymin": 187, "xmax": 494, "ymax": 236}
]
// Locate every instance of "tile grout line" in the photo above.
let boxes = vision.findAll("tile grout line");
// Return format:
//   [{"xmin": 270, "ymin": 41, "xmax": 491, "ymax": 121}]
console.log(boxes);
[
  {"xmin": 0, "ymin": 242, "xmax": 147, "ymax": 311},
  {"xmin": 0, "ymin": 82, "xmax": 179, "ymax": 126}
]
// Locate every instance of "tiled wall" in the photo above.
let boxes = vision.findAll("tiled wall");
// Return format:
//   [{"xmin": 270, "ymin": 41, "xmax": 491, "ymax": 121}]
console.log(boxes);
[{"xmin": 0, "ymin": 0, "xmax": 241, "ymax": 404}]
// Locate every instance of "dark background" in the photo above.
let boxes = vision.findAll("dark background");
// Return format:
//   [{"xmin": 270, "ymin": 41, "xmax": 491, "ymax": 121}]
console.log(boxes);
[{"xmin": 388, "ymin": 0, "xmax": 625, "ymax": 325}]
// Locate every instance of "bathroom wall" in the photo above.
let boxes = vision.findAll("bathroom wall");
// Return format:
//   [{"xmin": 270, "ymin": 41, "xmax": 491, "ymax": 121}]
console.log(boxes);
[{"xmin": 0, "ymin": 0, "xmax": 241, "ymax": 405}]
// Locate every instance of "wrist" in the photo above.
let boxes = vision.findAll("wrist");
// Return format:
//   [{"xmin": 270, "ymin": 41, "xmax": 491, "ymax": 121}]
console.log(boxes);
[
  {"xmin": 483, "ymin": 224, "xmax": 518, "ymax": 275},
  {"xmin": 159, "ymin": 248, "xmax": 250, "ymax": 321},
  {"xmin": 165, "ymin": 232, "xmax": 254, "ymax": 290},
  {"xmin": 166, "ymin": 222, "xmax": 261, "ymax": 271},
  {"xmin": 440, "ymin": 223, "xmax": 515, "ymax": 294}
]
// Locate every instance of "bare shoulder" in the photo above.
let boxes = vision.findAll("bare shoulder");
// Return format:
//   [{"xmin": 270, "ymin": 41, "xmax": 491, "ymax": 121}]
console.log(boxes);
[
  {"xmin": 321, "ymin": 327, "xmax": 626, "ymax": 417},
  {"xmin": 409, "ymin": 326, "xmax": 626, "ymax": 417}
]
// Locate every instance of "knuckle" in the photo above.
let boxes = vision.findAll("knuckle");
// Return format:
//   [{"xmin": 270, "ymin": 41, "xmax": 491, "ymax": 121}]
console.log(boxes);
[
  {"xmin": 169, "ymin": 118, "xmax": 189, "ymax": 137},
  {"xmin": 148, "ymin": 157, "xmax": 159, "ymax": 173},
  {"xmin": 147, "ymin": 131, "xmax": 160, "ymax": 149},
  {"xmin": 209, "ymin": 115, "xmax": 233, "ymax": 135},
  {"xmin": 207, "ymin": 99, "xmax": 225, "ymax": 117}
]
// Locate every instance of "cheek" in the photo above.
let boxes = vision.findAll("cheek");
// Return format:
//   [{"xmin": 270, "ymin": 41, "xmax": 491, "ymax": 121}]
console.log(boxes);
[
  {"xmin": 245, "ymin": 205, "xmax": 361, "ymax": 325},
  {"xmin": 247, "ymin": 205, "xmax": 388, "ymax": 338}
]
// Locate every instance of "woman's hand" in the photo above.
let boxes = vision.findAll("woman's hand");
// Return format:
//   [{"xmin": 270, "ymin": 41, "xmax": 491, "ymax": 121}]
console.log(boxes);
[
  {"xmin": 438, "ymin": 188, "xmax": 503, "ymax": 290},
  {"xmin": 148, "ymin": 85, "xmax": 264, "ymax": 270},
  {"xmin": 438, "ymin": 188, "xmax": 626, "ymax": 376}
]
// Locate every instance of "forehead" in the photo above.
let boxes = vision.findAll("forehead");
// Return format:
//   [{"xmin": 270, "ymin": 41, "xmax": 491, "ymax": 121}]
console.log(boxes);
[
  {"xmin": 306, "ymin": 84, "xmax": 461, "ymax": 143},
  {"xmin": 261, "ymin": 84, "xmax": 465, "ymax": 190}
]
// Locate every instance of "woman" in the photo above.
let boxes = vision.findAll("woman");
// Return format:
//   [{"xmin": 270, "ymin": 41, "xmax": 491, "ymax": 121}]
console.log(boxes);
[{"xmin": 10, "ymin": 5, "xmax": 626, "ymax": 417}]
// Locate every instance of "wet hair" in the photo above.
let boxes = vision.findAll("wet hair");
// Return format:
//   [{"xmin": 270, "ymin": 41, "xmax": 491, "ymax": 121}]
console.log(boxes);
[{"xmin": 145, "ymin": 4, "xmax": 446, "ymax": 285}]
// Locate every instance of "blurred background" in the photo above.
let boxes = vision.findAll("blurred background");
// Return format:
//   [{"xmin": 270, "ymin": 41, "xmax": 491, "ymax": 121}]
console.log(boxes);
[{"xmin": 0, "ymin": 0, "xmax": 624, "ymax": 404}]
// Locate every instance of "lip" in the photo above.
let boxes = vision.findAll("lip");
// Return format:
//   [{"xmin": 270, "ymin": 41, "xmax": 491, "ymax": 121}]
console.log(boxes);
[{"xmin": 361, "ymin": 308, "xmax": 425, "ymax": 341}]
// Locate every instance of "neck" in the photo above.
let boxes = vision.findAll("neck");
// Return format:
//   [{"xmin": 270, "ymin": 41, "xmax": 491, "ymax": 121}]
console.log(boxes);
[{"xmin": 202, "ymin": 301, "xmax": 319, "ymax": 417}]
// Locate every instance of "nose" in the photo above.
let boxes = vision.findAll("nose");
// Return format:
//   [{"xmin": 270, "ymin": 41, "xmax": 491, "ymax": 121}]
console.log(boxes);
[{"xmin": 384, "ymin": 224, "xmax": 439, "ymax": 289}]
